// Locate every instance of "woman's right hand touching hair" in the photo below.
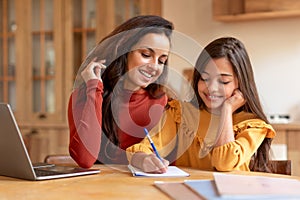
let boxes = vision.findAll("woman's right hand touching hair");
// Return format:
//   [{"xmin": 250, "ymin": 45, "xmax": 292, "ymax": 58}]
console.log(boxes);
[{"xmin": 81, "ymin": 58, "xmax": 106, "ymax": 83}]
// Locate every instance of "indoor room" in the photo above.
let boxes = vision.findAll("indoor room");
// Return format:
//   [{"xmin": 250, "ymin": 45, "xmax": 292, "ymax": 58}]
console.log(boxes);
[{"xmin": 1, "ymin": 0, "xmax": 300, "ymax": 198}]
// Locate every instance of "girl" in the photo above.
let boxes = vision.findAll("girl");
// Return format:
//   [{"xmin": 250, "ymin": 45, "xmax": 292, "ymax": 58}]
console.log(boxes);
[
  {"xmin": 68, "ymin": 15, "xmax": 174, "ymax": 168},
  {"xmin": 126, "ymin": 37, "xmax": 275, "ymax": 173}
]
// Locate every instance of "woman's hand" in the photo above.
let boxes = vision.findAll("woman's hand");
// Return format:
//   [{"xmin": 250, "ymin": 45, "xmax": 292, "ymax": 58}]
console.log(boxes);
[
  {"xmin": 131, "ymin": 152, "xmax": 169, "ymax": 173},
  {"xmin": 81, "ymin": 58, "xmax": 106, "ymax": 83}
]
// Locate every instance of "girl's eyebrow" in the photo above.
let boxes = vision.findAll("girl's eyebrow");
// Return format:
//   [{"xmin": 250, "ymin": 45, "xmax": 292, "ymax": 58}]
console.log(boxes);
[
  {"xmin": 220, "ymin": 73, "xmax": 233, "ymax": 77},
  {"xmin": 201, "ymin": 71, "xmax": 234, "ymax": 78}
]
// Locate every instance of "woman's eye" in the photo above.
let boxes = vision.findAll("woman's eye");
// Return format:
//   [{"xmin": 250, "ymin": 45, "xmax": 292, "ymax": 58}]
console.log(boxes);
[
  {"xmin": 158, "ymin": 59, "xmax": 166, "ymax": 65},
  {"xmin": 141, "ymin": 53, "xmax": 151, "ymax": 58}
]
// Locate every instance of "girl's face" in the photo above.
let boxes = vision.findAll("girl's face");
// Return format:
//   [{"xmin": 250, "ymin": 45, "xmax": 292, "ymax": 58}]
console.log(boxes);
[
  {"xmin": 124, "ymin": 33, "xmax": 170, "ymax": 91},
  {"xmin": 197, "ymin": 57, "xmax": 239, "ymax": 113}
]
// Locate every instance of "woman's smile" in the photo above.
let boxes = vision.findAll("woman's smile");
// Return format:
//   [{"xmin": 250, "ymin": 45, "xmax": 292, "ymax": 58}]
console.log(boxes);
[
  {"xmin": 124, "ymin": 33, "xmax": 170, "ymax": 91},
  {"xmin": 139, "ymin": 68, "xmax": 155, "ymax": 79}
]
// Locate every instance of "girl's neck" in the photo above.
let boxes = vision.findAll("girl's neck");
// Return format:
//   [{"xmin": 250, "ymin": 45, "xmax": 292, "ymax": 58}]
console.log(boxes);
[{"xmin": 204, "ymin": 107, "xmax": 221, "ymax": 115}]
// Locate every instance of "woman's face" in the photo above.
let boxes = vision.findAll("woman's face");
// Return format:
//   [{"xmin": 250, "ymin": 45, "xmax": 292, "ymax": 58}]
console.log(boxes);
[
  {"xmin": 197, "ymin": 57, "xmax": 239, "ymax": 113},
  {"xmin": 124, "ymin": 33, "xmax": 170, "ymax": 91}
]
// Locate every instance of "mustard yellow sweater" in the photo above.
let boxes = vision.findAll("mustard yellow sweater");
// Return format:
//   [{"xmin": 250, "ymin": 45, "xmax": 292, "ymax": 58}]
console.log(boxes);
[{"xmin": 126, "ymin": 99, "xmax": 275, "ymax": 171}]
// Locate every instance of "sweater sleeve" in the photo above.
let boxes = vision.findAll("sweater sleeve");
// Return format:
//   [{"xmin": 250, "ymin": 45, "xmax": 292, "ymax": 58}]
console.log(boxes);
[
  {"xmin": 126, "ymin": 100, "xmax": 181, "ymax": 163},
  {"xmin": 211, "ymin": 119, "xmax": 275, "ymax": 171},
  {"xmin": 68, "ymin": 79, "xmax": 103, "ymax": 168}
]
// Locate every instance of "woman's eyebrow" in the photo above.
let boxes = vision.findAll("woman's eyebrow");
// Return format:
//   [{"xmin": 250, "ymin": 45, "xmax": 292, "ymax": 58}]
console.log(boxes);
[
  {"xmin": 139, "ymin": 46, "xmax": 169, "ymax": 55},
  {"xmin": 140, "ymin": 46, "xmax": 154, "ymax": 52}
]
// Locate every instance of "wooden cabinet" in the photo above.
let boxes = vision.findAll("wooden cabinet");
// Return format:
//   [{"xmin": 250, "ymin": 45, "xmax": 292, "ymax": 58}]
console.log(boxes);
[
  {"xmin": 212, "ymin": 0, "xmax": 300, "ymax": 22},
  {"xmin": 272, "ymin": 123, "xmax": 300, "ymax": 176},
  {"xmin": 0, "ymin": 0, "xmax": 161, "ymax": 162},
  {"xmin": 0, "ymin": 0, "xmax": 17, "ymax": 110},
  {"xmin": 22, "ymin": 125, "xmax": 70, "ymax": 162},
  {"xmin": 64, "ymin": 0, "xmax": 162, "ymax": 84}
]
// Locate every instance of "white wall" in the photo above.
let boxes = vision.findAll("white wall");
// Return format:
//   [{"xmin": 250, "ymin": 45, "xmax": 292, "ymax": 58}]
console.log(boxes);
[{"xmin": 162, "ymin": 0, "xmax": 300, "ymax": 121}]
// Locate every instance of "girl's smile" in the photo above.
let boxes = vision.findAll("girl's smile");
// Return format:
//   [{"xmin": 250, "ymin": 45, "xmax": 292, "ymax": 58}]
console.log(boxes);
[{"xmin": 198, "ymin": 57, "xmax": 239, "ymax": 114}]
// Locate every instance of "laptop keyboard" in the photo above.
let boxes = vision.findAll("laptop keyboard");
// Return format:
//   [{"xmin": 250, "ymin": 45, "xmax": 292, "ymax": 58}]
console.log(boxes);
[{"xmin": 35, "ymin": 169, "xmax": 63, "ymax": 176}]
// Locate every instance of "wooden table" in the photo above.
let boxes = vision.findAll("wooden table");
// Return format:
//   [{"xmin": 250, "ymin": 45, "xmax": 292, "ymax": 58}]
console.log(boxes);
[{"xmin": 0, "ymin": 164, "xmax": 299, "ymax": 200}]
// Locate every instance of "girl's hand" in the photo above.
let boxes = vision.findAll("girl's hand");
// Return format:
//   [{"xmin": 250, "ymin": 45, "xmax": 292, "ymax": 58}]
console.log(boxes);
[
  {"xmin": 223, "ymin": 89, "xmax": 246, "ymax": 113},
  {"xmin": 141, "ymin": 154, "xmax": 169, "ymax": 173},
  {"xmin": 81, "ymin": 58, "xmax": 106, "ymax": 83},
  {"xmin": 215, "ymin": 89, "xmax": 245, "ymax": 147},
  {"xmin": 131, "ymin": 152, "xmax": 169, "ymax": 173}
]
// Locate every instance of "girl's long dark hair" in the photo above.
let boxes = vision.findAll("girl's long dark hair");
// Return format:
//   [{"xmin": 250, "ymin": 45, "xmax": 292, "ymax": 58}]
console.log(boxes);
[
  {"xmin": 192, "ymin": 37, "xmax": 272, "ymax": 172},
  {"xmin": 77, "ymin": 15, "xmax": 174, "ymax": 147}
]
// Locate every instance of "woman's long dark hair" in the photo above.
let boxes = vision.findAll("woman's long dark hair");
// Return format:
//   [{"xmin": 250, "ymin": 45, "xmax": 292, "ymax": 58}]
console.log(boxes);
[
  {"xmin": 77, "ymin": 15, "xmax": 174, "ymax": 147},
  {"xmin": 191, "ymin": 37, "xmax": 272, "ymax": 172}
]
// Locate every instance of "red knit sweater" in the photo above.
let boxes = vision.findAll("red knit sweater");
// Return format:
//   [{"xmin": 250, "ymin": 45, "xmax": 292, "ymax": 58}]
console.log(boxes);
[{"xmin": 68, "ymin": 79, "xmax": 167, "ymax": 168}]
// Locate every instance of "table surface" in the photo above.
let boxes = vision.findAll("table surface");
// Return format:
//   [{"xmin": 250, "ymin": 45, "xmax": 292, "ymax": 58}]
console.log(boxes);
[{"xmin": 0, "ymin": 164, "xmax": 299, "ymax": 200}]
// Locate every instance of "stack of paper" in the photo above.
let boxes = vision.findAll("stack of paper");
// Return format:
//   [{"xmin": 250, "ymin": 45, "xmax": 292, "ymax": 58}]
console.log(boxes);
[
  {"xmin": 155, "ymin": 173, "xmax": 300, "ymax": 199},
  {"xmin": 211, "ymin": 173, "xmax": 300, "ymax": 199}
]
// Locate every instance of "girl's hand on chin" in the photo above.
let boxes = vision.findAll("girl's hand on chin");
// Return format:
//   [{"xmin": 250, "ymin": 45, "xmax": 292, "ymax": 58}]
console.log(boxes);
[{"xmin": 224, "ymin": 89, "xmax": 246, "ymax": 113}]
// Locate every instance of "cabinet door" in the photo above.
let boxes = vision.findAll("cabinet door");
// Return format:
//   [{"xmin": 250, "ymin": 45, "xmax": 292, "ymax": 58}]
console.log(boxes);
[
  {"xmin": 0, "ymin": 0, "xmax": 17, "ymax": 109},
  {"xmin": 27, "ymin": 0, "xmax": 64, "ymax": 123},
  {"xmin": 64, "ymin": 0, "xmax": 162, "ymax": 93}
]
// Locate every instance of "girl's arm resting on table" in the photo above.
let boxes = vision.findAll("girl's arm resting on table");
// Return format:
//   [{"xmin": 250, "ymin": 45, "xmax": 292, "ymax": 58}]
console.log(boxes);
[{"xmin": 68, "ymin": 79, "xmax": 103, "ymax": 168}]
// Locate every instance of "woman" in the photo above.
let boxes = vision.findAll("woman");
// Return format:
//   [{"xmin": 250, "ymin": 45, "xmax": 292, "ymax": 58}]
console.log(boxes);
[
  {"xmin": 68, "ymin": 15, "xmax": 174, "ymax": 168},
  {"xmin": 126, "ymin": 37, "xmax": 275, "ymax": 173}
]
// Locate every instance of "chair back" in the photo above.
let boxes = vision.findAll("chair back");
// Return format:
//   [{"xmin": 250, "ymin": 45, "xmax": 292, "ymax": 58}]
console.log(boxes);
[{"xmin": 266, "ymin": 160, "xmax": 291, "ymax": 175}]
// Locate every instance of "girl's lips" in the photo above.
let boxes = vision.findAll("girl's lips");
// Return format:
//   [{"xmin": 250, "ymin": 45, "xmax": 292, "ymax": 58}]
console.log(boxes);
[{"xmin": 205, "ymin": 93, "xmax": 223, "ymax": 101}]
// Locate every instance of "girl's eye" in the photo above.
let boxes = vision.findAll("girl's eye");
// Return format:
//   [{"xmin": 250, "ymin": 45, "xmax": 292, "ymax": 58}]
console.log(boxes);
[
  {"xmin": 200, "ymin": 76, "xmax": 209, "ymax": 82},
  {"xmin": 219, "ymin": 79, "xmax": 231, "ymax": 84},
  {"xmin": 222, "ymin": 81, "xmax": 230, "ymax": 85}
]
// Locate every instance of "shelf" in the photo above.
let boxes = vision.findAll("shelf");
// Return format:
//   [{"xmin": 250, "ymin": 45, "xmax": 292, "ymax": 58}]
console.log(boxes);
[
  {"xmin": 214, "ymin": 9, "xmax": 300, "ymax": 22},
  {"xmin": 73, "ymin": 28, "xmax": 96, "ymax": 33},
  {"xmin": 213, "ymin": 0, "xmax": 300, "ymax": 22},
  {"xmin": 272, "ymin": 123, "xmax": 300, "ymax": 131}
]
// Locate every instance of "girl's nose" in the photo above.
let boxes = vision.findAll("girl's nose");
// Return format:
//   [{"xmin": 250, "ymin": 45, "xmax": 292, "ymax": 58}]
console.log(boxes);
[{"xmin": 207, "ymin": 79, "xmax": 218, "ymax": 92}]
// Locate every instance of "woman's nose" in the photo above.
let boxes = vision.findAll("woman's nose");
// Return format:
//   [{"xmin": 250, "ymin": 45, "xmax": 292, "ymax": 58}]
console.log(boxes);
[{"xmin": 147, "ymin": 58, "xmax": 159, "ymax": 70}]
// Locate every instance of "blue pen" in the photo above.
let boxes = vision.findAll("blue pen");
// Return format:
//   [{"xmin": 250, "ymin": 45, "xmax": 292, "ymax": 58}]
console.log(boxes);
[{"xmin": 144, "ymin": 128, "xmax": 163, "ymax": 161}]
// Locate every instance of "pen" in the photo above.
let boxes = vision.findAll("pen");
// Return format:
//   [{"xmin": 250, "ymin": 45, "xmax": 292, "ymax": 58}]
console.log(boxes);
[{"xmin": 144, "ymin": 128, "xmax": 163, "ymax": 162}]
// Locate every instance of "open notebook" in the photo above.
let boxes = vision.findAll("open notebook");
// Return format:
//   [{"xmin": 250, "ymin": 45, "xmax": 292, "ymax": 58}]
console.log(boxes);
[
  {"xmin": 0, "ymin": 103, "xmax": 100, "ymax": 181},
  {"xmin": 128, "ymin": 164, "xmax": 189, "ymax": 177}
]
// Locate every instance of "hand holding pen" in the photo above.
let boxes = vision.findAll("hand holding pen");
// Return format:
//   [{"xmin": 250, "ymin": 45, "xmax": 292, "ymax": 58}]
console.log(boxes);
[{"xmin": 143, "ymin": 128, "xmax": 169, "ymax": 173}]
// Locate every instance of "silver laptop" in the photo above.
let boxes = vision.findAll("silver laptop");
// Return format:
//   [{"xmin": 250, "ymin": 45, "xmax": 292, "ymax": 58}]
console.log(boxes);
[{"xmin": 0, "ymin": 103, "xmax": 100, "ymax": 181}]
